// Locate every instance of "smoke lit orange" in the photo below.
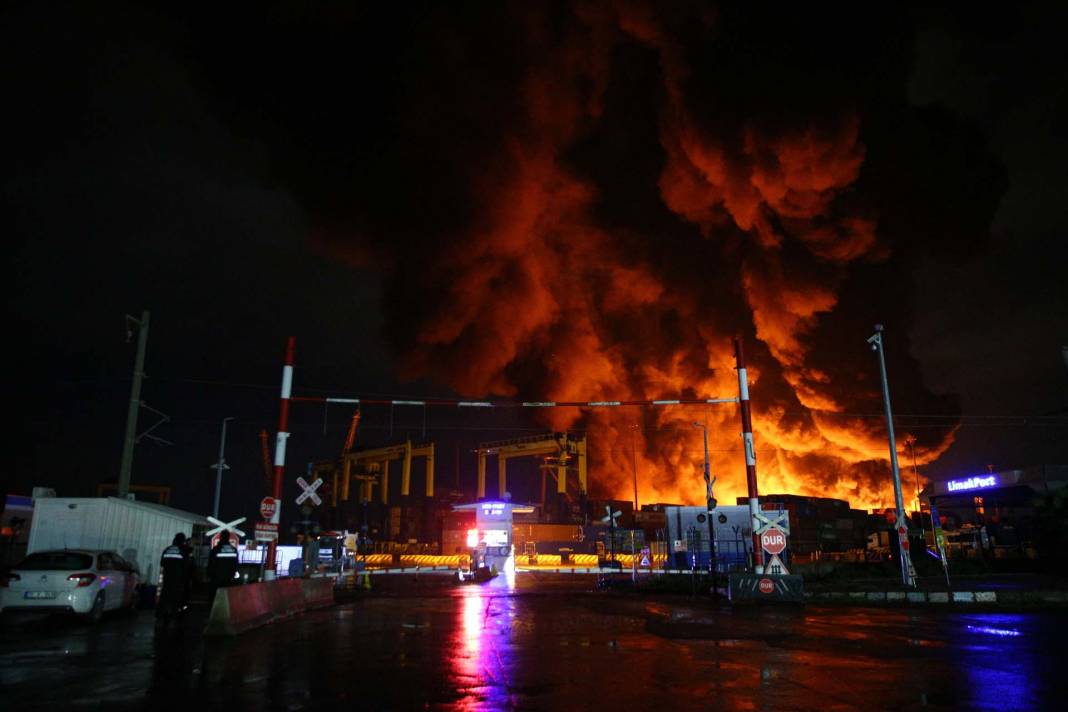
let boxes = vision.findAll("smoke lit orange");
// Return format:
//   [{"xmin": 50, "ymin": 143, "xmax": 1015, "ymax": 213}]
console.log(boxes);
[{"xmin": 320, "ymin": 3, "xmax": 957, "ymax": 512}]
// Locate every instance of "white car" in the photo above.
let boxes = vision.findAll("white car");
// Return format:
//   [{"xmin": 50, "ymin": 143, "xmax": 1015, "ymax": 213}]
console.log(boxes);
[{"xmin": 1, "ymin": 549, "xmax": 141, "ymax": 623}]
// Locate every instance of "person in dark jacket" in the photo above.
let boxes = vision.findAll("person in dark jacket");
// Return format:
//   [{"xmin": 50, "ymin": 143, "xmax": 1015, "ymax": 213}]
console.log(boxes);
[
  {"xmin": 206, "ymin": 538, "xmax": 239, "ymax": 603},
  {"xmin": 156, "ymin": 533, "xmax": 192, "ymax": 626}
]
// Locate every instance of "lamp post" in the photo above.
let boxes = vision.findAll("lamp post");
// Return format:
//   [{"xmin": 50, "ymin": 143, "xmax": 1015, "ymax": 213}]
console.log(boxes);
[
  {"xmin": 692, "ymin": 422, "xmax": 718, "ymax": 581},
  {"xmin": 867, "ymin": 325, "xmax": 916, "ymax": 587},
  {"xmin": 212, "ymin": 417, "xmax": 235, "ymax": 519},
  {"xmin": 905, "ymin": 434, "xmax": 924, "ymax": 545},
  {"xmin": 629, "ymin": 424, "xmax": 640, "ymax": 513}
]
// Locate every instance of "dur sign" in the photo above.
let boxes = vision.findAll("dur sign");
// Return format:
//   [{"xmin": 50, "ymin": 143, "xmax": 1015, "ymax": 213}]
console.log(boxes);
[{"xmin": 760, "ymin": 528, "xmax": 787, "ymax": 555}]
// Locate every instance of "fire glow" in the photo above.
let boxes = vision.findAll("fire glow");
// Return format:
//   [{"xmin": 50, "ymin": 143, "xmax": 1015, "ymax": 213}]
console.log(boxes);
[{"xmin": 324, "ymin": 4, "xmax": 964, "ymax": 512}]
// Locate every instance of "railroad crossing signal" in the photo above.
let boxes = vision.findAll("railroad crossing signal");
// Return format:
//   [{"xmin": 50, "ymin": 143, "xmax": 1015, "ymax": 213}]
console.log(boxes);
[
  {"xmin": 211, "ymin": 530, "xmax": 240, "ymax": 549},
  {"xmin": 296, "ymin": 476, "xmax": 323, "ymax": 506},
  {"xmin": 760, "ymin": 528, "xmax": 787, "ymax": 555},
  {"xmin": 600, "ymin": 506, "xmax": 622, "ymax": 526},
  {"xmin": 705, "ymin": 474, "xmax": 717, "ymax": 508},
  {"xmin": 765, "ymin": 553, "xmax": 789, "ymax": 575},
  {"xmin": 601, "ymin": 506, "xmax": 622, "ymax": 563},
  {"xmin": 254, "ymin": 522, "xmax": 279, "ymax": 542},
  {"xmin": 206, "ymin": 514, "xmax": 245, "ymax": 550},
  {"xmin": 206, "ymin": 515, "xmax": 246, "ymax": 538},
  {"xmin": 260, "ymin": 496, "xmax": 279, "ymax": 522},
  {"xmin": 754, "ymin": 509, "xmax": 790, "ymax": 535}
]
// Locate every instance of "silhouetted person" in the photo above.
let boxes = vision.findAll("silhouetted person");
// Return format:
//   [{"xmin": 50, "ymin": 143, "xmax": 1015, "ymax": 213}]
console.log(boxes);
[
  {"xmin": 156, "ymin": 533, "xmax": 192, "ymax": 628},
  {"xmin": 206, "ymin": 537, "xmax": 239, "ymax": 604}
]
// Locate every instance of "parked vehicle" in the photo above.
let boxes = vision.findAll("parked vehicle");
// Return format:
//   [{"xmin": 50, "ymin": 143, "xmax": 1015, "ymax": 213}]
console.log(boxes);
[
  {"xmin": 1, "ymin": 549, "xmax": 140, "ymax": 622},
  {"xmin": 27, "ymin": 497, "xmax": 207, "ymax": 586}
]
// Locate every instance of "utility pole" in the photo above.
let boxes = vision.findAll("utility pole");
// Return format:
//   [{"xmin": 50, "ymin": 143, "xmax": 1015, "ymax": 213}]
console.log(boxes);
[
  {"xmin": 212, "ymin": 417, "xmax": 235, "ymax": 518},
  {"xmin": 693, "ymin": 422, "xmax": 718, "ymax": 581},
  {"xmin": 117, "ymin": 310, "xmax": 150, "ymax": 499},
  {"xmin": 868, "ymin": 324, "xmax": 917, "ymax": 587}
]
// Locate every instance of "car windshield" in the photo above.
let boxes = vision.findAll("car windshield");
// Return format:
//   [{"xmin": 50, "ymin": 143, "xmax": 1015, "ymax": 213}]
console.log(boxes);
[{"xmin": 16, "ymin": 552, "xmax": 94, "ymax": 571}]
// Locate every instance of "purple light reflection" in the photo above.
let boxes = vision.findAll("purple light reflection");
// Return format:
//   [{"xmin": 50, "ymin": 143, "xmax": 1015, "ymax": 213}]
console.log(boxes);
[
  {"xmin": 959, "ymin": 614, "xmax": 1035, "ymax": 709},
  {"xmin": 966, "ymin": 624, "xmax": 1022, "ymax": 638},
  {"xmin": 450, "ymin": 585, "xmax": 516, "ymax": 709}
]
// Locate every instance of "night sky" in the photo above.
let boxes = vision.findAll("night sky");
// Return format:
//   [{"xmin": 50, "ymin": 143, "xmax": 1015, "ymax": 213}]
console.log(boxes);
[{"xmin": 4, "ymin": 3, "xmax": 1067, "ymax": 521}]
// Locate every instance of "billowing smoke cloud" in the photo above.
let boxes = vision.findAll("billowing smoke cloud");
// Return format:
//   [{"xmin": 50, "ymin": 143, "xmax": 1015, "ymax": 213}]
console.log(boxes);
[{"xmin": 199, "ymin": 3, "xmax": 1004, "ymax": 509}]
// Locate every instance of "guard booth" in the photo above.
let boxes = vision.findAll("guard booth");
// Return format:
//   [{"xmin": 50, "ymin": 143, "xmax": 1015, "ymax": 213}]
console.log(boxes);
[{"xmin": 452, "ymin": 500, "xmax": 534, "ymax": 575}]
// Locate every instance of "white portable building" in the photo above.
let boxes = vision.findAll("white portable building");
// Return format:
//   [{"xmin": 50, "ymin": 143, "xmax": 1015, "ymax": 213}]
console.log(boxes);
[
  {"xmin": 27, "ymin": 497, "xmax": 208, "ymax": 583},
  {"xmin": 664, "ymin": 504, "xmax": 790, "ymax": 571}
]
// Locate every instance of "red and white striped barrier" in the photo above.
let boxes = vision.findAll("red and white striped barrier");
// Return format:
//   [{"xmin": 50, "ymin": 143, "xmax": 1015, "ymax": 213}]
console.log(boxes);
[
  {"xmin": 265, "ymin": 337, "xmax": 295, "ymax": 579},
  {"xmin": 291, "ymin": 395, "xmax": 739, "ymax": 408}
]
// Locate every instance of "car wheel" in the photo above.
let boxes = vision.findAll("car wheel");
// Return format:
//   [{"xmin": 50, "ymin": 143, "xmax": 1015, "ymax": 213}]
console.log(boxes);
[{"xmin": 83, "ymin": 592, "xmax": 105, "ymax": 624}]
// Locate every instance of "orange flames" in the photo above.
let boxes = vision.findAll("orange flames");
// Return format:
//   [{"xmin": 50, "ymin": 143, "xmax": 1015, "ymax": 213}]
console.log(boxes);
[{"xmin": 322, "ymin": 3, "xmax": 958, "ymax": 511}]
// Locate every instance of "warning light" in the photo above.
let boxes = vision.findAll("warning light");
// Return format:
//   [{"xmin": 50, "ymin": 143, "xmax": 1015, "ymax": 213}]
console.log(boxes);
[{"xmin": 466, "ymin": 529, "xmax": 479, "ymax": 548}]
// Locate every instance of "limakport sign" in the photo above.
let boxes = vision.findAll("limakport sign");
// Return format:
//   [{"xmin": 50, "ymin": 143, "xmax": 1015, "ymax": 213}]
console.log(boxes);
[{"xmin": 947, "ymin": 475, "xmax": 998, "ymax": 493}]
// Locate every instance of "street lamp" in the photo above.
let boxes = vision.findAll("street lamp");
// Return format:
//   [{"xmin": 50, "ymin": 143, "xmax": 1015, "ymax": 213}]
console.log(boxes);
[
  {"xmin": 905, "ymin": 434, "xmax": 925, "ymax": 545},
  {"xmin": 629, "ymin": 424, "xmax": 640, "ymax": 512},
  {"xmin": 867, "ymin": 325, "xmax": 916, "ymax": 587},
  {"xmin": 692, "ymin": 422, "xmax": 718, "ymax": 580},
  {"xmin": 212, "ymin": 417, "xmax": 235, "ymax": 519}
]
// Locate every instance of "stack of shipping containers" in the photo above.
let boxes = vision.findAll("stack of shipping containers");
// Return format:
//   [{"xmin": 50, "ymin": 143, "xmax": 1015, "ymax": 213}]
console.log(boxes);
[{"xmin": 742, "ymin": 494, "xmax": 869, "ymax": 559}]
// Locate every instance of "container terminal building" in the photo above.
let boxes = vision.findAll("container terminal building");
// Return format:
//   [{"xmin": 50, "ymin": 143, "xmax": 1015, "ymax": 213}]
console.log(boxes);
[{"xmin": 920, "ymin": 465, "xmax": 1068, "ymax": 553}]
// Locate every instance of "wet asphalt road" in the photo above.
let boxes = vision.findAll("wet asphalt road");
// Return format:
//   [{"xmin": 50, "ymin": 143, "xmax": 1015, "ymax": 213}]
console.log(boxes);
[{"xmin": 2, "ymin": 574, "xmax": 1066, "ymax": 711}]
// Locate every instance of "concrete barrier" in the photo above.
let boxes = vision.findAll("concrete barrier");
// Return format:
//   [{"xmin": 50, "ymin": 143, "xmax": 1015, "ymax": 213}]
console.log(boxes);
[
  {"xmin": 204, "ymin": 577, "xmax": 338, "ymax": 636},
  {"xmin": 805, "ymin": 588, "xmax": 1068, "ymax": 607},
  {"xmin": 728, "ymin": 573, "xmax": 805, "ymax": 602},
  {"xmin": 301, "ymin": 577, "xmax": 336, "ymax": 609}
]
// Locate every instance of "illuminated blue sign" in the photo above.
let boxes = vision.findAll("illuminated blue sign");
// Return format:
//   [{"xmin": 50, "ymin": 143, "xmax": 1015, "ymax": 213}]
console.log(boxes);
[{"xmin": 947, "ymin": 475, "xmax": 998, "ymax": 492}]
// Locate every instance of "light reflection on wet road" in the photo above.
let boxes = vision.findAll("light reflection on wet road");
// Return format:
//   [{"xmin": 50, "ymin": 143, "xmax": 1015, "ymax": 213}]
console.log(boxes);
[{"xmin": 1, "ymin": 575, "xmax": 1065, "ymax": 710}]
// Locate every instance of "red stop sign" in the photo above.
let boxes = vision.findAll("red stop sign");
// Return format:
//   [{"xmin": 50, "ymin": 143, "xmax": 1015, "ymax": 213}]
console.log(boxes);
[
  {"xmin": 260, "ymin": 497, "xmax": 278, "ymax": 521},
  {"xmin": 760, "ymin": 528, "xmax": 787, "ymax": 555},
  {"xmin": 211, "ymin": 531, "xmax": 239, "ymax": 549},
  {"xmin": 758, "ymin": 578, "xmax": 775, "ymax": 594}
]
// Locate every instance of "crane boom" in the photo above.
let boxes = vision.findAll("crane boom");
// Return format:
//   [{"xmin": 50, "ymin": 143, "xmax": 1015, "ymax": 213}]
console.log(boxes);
[{"xmin": 342, "ymin": 409, "xmax": 362, "ymax": 457}]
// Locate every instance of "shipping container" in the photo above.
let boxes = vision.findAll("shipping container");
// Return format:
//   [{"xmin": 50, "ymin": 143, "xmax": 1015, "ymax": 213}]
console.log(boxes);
[
  {"xmin": 27, "ymin": 497, "xmax": 208, "ymax": 584},
  {"xmin": 512, "ymin": 523, "xmax": 585, "ymax": 545}
]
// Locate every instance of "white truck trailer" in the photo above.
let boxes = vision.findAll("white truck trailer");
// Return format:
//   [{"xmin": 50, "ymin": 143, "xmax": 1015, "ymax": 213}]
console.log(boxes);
[{"xmin": 27, "ymin": 497, "xmax": 208, "ymax": 584}]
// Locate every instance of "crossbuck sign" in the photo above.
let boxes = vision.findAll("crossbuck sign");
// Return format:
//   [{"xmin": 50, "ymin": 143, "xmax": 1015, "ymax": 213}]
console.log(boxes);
[
  {"xmin": 600, "ymin": 505, "xmax": 621, "ymax": 527},
  {"xmin": 753, "ymin": 509, "xmax": 790, "ymax": 536},
  {"xmin": 206, "ymin": 516, "xmax": 246, "ymax": 539},
  {"xmin": 295, "ymin": 476, "xmax": 323, "ymax": 506}
]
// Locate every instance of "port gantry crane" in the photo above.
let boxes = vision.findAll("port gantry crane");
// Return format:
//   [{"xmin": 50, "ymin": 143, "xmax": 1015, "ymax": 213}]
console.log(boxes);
[
  {"xmin": 310, "ymin": 409, "xmax": 436, "ymax": 508},
  {"xmin": 475, "ymin": 432, "xmax": 588, "ymax": 505}
]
